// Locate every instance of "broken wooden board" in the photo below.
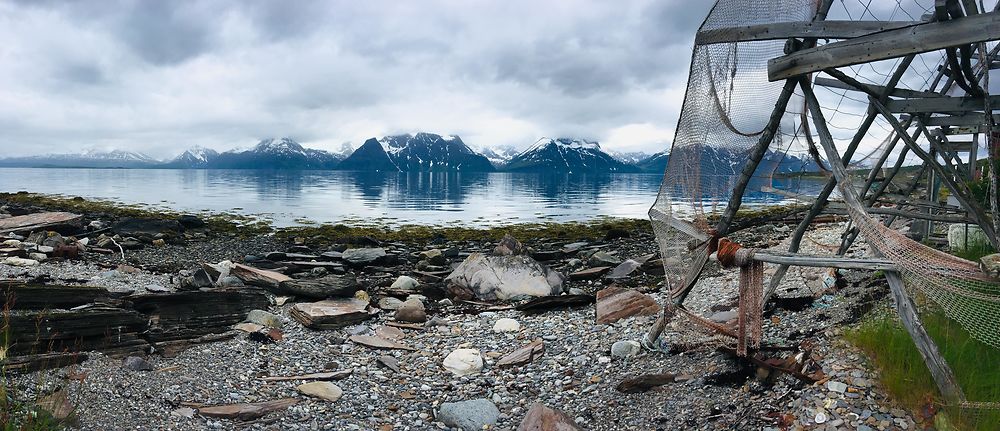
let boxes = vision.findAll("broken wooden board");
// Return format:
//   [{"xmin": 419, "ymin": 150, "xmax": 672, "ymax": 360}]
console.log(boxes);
[
  {"xmin": 262, "ymin": 369, "xmax": 353, "ymax": 382},
  {"xmin": 0, "ymin": 211, "xmax": 82, "ymax": 234},
  {"xmin": 348, "ymin": 335, "xmax": 416, "ymax": 351},
  {"xmin": 516, "ymin": 294, "xmax": 594, "ymax": 314},
  {"xmin": 231, "ymin": 263, "xmax": 292, "ymax": 289},
  {"xmin": 197, "ymin": 398, "xmax": 298, "ymax": 421},
  {"xmin": 595, "ymin": 287, "xmax": 661, "ymax": 324},
  {"xmin": 498, "ymin": 339, "xmax": 544, "ymax": 368},
  {"xmin": 615, "ymin": 373, "xmax": 677, "ymax": 393},
  {"xmin": 290, "ymin": 298, "xmax": 374, "ymax": 329}
]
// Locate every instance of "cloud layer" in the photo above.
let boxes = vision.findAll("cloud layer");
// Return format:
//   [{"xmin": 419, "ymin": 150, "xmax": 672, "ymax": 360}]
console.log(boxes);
[{"xmin": 0, "ymin": 0, "xmax": 715, "ymax": 157}]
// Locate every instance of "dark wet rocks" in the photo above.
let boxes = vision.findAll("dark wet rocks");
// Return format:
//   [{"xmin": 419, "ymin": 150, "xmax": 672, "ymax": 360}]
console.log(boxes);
[
  {"xmin": 275, "ymin": 274, "xmax": 358, "ymax": 299},
  {"xmin": 342, "ymin": 247, "xmax": 389, "ymax": 267}
]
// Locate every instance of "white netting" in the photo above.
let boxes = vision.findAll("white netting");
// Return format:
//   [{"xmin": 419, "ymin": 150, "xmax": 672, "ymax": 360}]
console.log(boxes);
[{"xmin": 651, "ymin": 0, "xmax": 1000, "ymax": 354}]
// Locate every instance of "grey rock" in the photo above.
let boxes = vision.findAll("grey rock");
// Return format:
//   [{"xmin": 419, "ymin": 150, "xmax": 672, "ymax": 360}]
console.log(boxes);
[
  {"xmin": 379, "ymin": 297, "xmax": 404, "ymax": 310},
  {"xmin": 606, "ymin": 259, "xmax": 642, "ymax": 279},
  {"xmin": 394, "ymin": 298, "xmax": 426, "ymax": 323},
  {"xmin": 610, "ymin": 340, "xmax": 641, "ymax": 358},
  {"xmin": 438, "ymin": 399, "xmax": 499, "ymax": 431},
  {"xmin": 588, "ymin": 251, "xmax": 622, "ymax": 267},
  {"xmin": 247, "ymin": 309, "xmax": 282, "ymax": 328},
  {"xmin": 445, "ymin": 253, "xmax": 563, "ymax": 301},
  {"xmin": 420, "ymin": 249, "xmax": 448, "ymax": 266},
  {"xmin": 342, "ymin": 248, "xmax": 387, "ymax": 267},
  {"xmin": 122, "ymin": 356, "xmax": 154, "ymax": 371},
  {"xmin": 390, "ymin": 275, "xmax": 420, "ymax": 291}
]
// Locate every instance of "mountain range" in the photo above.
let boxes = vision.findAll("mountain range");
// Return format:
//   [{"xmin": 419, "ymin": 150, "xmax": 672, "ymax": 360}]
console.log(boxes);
[{"xmin": 0, "ymin": 134, "xmax": 823, "ymax": 174}]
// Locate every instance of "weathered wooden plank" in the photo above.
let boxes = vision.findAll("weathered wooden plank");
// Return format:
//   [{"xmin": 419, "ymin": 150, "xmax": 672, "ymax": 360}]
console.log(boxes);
[
  {"xmin": 696, "ymin": 20, "xmax": 919, "ymax": 45},
  {"xmin": 886, "ymin": 95, "xmax": 1000, "ymax": 113},
  {"xmin": 768, "ymin": 11, "xmax": 1000, "ymax": 81},
  {"xmin": 814, "ymin": 76, "xmax": 941, "ymax": 99},
  {"xmin": 923, "ymin": 113, "xmax": 1000, "ymax": 126},
  {"xmin": 883, "ymin": 270, "xmax": 965, "ymax": 402}
]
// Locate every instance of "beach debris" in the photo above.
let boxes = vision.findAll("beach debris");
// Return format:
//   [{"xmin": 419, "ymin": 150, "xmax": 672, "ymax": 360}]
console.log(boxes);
[
  {"xmin": 36, "ymin": 389, "xmax": 75, "ymax": 423},
  {"xmin": 497, "ymin": 339, "xmax": 544, "ymax": 368},
  {"xmin": 296, "ymin": 382, "xmax": 344, "ymax": 402},
  {"xmin": 517, "ymin": 403, "xmax": 582, "ymax": 431},
  {"xmin": 0, "ymin": 211, "xmax": 82, "ymax": 234},
  {"xmin": 515, "ymin": 294, "xmax": 595, "ymax": 314},
  {"xmin": 594, "ymin": 287, "xmax": 660, "ymax": 324},
  {"xmin": 443, "ymin": 348, "xmax": 483, "ymax": 376},
  {"xmin": 438, "ymin": 399, "xmax": 500, "ymax": 431},
  {"xmin": 290, "ymin": 298, "xmax": 373, "ymax": 329},
  {"xmin": 615, "ymin": 373, "xmax": 677, "ymax": 393},
  {"xmin": 262, "ymin": 369, "xmax": 353, "ymax": 382},
  {"xmin": 197, "ymin": 398, "xmax": 299, "ymax": 421},
  {"xmin": 348, "ymin": 335, "xmax": 415, "ymax": 351},
  {"xmin": 587, "ymin": 251, "xmax": 621, "ymax": 267}
]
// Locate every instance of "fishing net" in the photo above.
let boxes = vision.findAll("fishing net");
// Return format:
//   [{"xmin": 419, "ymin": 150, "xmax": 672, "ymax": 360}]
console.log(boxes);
[{"xmin": 650, "ymin": 0, "xmax": 1000, "ymax": 372}]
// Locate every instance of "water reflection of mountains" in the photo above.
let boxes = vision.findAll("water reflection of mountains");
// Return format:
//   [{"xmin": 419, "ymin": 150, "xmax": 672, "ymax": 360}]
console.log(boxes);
[{"xmin": 196, "ymin": 170, "xmax": 664, "ymax": 211}]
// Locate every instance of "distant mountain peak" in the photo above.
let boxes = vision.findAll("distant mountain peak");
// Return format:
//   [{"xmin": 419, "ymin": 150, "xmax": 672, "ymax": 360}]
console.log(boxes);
[
  {"xmin": 340, "ymin": 132, "xmax": 493, "ymax": 172},
  {"xmin": 505, "ymin": 137, "xmax": 636, "ymax": 173},
  {"xmin": 254, "ymin": 137, "xmax": 306, "ymax": 154}
]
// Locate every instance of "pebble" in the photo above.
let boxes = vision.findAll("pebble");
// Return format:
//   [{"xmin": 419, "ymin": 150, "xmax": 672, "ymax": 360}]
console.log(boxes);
[
  {"xmin": 492, "ymin": 318, "xmax": 520, "ymax": 333},
  {"xmin": 442, "ymin": 349, "xmax": 483, "ymax": 376}
]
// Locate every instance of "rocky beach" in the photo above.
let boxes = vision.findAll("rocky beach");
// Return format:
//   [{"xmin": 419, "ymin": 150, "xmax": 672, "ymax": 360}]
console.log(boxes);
[{"xmin": 1, "ymin": 193, "xmax": 917, "ymax": 430}]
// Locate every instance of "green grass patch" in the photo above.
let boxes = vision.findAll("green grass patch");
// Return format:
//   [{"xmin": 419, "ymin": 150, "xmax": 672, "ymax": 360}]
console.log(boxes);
[{"xmin": 846, "ymin": 311, "xmax": 1000, "ymax": 430}]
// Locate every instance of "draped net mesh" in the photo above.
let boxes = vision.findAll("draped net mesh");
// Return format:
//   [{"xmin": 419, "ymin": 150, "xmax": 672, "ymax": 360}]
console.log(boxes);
[{"xmin": 650, "ymin": 0, "xmax": 1000, "ymax": 356}]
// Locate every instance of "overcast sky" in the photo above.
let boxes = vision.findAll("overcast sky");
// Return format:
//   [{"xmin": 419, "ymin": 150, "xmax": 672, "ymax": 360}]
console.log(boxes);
[{"xmin": 0, "ymin": 0, "xmax": 720, "ymax": 158}]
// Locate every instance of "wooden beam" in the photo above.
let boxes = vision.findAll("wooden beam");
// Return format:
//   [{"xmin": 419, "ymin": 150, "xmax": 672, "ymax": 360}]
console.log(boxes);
[
  {"xmin": 886, "ymin": 95, "xmax": 1000, "ymax": 113},
  {"xmin": 814, "ymin": 76, "xmax": 942, "ymax": 99},
  {"xmin": 710, "ymin": 251, "xmax": 898, "ymax": 271},
  {"xmin": 696, "ymin": 20, "xmax": 920, "ymax": 45},
  {"xmin": 923, "ymin": 113, "xmax": 1000, "ymax": 126},
  {"xmin": 883, "ymin": 270, "xmax": 966, "ymax": 402},
  {"xmin": 768, "ymin": 11, "xmax": 1000, "ymax": 81}
]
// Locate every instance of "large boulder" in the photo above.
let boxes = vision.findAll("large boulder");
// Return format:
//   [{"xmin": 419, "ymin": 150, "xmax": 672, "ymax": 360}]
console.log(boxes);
[
  {"xmin": 342, "ymin": 248, "xmax": 388, "ymax": 267},
  {"xmin": 445, "ymin": 253, "xmax": 563, "ymax": 301}
]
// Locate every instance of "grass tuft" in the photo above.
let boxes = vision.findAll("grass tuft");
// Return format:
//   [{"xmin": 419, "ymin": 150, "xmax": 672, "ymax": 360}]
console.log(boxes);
[{"xmin": 846, "ymin": 310, "xmax": 1000, "ymax": 430}]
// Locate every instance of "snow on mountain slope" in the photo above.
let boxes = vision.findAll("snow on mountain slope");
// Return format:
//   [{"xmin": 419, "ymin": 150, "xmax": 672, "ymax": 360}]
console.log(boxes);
[{"xmin": 503, "ymin": 138, "xmax": 639, "ymax": 173}]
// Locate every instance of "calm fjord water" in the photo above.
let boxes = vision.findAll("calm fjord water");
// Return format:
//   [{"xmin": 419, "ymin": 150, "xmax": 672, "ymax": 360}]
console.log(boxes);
[{"xmin": 0, "ymin": 168, "xmax": 822, "ymax": 227}]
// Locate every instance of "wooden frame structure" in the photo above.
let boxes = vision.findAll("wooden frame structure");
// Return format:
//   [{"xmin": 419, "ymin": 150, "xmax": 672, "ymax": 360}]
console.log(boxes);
[{"xmin": 646, "ymin": 0, "xmax": 1000, "ymax": 405}]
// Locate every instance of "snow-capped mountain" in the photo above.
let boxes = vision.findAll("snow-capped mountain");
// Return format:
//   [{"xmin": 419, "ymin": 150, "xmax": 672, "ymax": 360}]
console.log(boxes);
[
  {"xmin": 208, "ymin": 138, "xmax": 342, "ymax": 169},
  {"xmin": 337, "ymin": 133, "xmax": 495, "ymax": 172},
  {"xmin": 503, "ymin": 138, "xmax": 639, "ymax": 173},
  {"xmin": 609, "ymin": 150, "xmax": 654, "ymax": 165},
  {"xmin": 0, "ymin": 149, "xmax": 160, "ymax": 168},
  {"xmin": 162, "ymin": 146, "xmax": 220, "ymax": 168},
  {"xmin": 476, "ymin": 145, "xmax": 520, "ymax": 168},
  {"xmin": 637, "ymin": 147, "xmax": 822, "ymax": 174}
]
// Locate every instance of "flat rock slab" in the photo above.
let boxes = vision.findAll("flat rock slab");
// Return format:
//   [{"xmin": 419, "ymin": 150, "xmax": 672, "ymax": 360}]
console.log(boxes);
[
  {"xmin": 498, "ymin": 339, "xmax": 544, "ymax": 368},
  {"xmin": 348, "ymin": 335, "xmax": 415, "ymax": 351},
  {"xmin": 276, "ymin": 275, "xmax": 357, "ymax": 299},
  {"xmin": 231, "ymin": 264, "xmax": 292, "ymax": 289},
  {"xmin": 517, "ymin": 402, "xmax": 582, "ymax": 431},
  {"xmin": 296, "ymin": 382, "xmax": 343, "ymax": 402},
  {"xmin": 197, "ymin": 398, "xmax": 298, "ymax": 421},
  {"xmin": 569, "ymin": 266, "xmax": 611, "ymax": 281},
  {"xmin": 595, "ymin": 287, "xmax": 661, "ymax": 324},
  {"xmin": 606, "ymin": 259, "xmax": 643, "ymax": 280},
  {"xmin": 290, "ymin": 298, "xmax": 373, "ymax": 329},
  {"xmin": 0, "ymin": 211, "xmax": 82, "ymax": 234}
]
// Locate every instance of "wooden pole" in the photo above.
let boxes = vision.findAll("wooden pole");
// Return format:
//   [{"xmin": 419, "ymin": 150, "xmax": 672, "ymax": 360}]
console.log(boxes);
[{"xmin": 800, "ymin": 78, "xmax": 965, "ymax": 403}]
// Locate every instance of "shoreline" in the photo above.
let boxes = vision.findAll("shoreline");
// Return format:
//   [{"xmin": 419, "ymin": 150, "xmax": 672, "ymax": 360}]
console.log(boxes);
[{"xmin": 1, "ymin": 192, "xmax": 918, "ymax": 430}]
